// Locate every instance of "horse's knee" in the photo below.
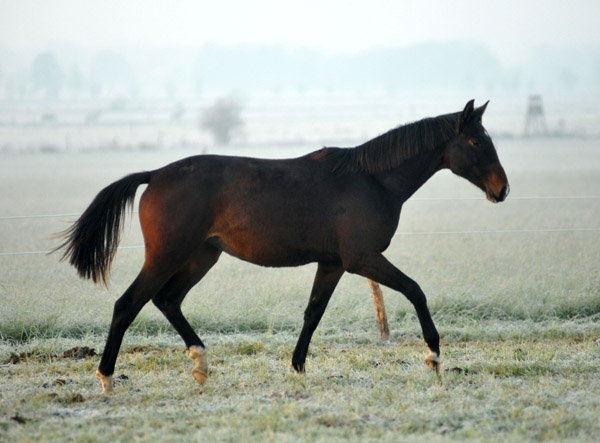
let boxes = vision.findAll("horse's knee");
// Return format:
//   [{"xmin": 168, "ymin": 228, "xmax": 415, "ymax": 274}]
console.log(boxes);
[{"xmin": 403, "ymin": 281, "xmax": 428, "ymax": 308}]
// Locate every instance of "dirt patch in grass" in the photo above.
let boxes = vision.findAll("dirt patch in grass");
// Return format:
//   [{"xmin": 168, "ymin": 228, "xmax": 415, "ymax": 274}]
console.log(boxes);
[{"xmin": 2, "ymin": 346, "xmax": 97, "ymax": 364}]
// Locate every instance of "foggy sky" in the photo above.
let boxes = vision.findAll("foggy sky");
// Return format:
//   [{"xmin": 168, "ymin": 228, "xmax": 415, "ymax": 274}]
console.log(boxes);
[{"xmin": 1, "ymin": 0, "xmax": 599, "ymax": 65}]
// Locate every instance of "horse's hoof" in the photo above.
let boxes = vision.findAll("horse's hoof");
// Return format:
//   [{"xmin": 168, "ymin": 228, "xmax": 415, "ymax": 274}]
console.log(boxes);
[
  {"xmin": 424, "ymin": 352, "xmax": 441, "ymax": 373},
  {"xmin": 96, "ymin": 369, "xmax": 113, "ymax": 394},
  {"xmin": 189, "ymin": 345, "xmax": 208, "ymax": 385},
  {"xmin": 192, "ymin": 368, "xmax": 208, "ymax": 384},
  {"xmin": 291, "ymin": 361, "xmax": 305, "ymax": 375}
]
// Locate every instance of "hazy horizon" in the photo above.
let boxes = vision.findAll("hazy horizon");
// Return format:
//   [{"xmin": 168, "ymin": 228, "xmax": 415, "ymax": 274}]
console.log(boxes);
[
  {"xmin": 1, "ymin": 0, "xmax": 600, "ymax": 66},
  {"xmin": 1, "ymin": 0, "xmax": 599, "ymax": 151}
]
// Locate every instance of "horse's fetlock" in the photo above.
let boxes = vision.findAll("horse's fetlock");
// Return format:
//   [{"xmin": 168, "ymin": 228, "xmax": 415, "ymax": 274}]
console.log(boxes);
[
  {"xmin": 424, "ymin": 350, "xmax": 441, "ymax": 373},
  {"xmin": 189, "ymin": 345, "xmax": 208, "ymax": 385},
  {"xmin": 291, "ymin": 360, "xmax": 305, "ymax": 374},
  {"xmin": 96, "ymin": 369, "xmax": 114, "ymax": 394}
]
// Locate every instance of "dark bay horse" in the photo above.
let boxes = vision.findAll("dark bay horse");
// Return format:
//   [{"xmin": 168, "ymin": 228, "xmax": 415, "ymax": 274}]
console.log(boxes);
[{"xmin": 56, "ymin": 100, "xmax": 509, "ymax": 393}]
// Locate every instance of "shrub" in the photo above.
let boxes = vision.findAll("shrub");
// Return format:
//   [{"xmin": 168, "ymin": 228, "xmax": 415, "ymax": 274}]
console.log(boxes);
[{"xmin": 200, "ymin": 96, "xmax": 243, "ymax": 145}]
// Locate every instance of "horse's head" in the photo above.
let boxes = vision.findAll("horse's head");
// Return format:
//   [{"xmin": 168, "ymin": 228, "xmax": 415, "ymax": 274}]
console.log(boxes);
[{"xmin": 445, "ymin": 100, "xmax": 509, "ymax": 203}]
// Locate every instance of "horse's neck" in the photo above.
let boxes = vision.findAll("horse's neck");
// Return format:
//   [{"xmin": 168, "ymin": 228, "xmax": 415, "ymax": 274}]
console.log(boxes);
[{"xmin": 374, "ymin": 145, "xmax": 447, "ymax": 203}]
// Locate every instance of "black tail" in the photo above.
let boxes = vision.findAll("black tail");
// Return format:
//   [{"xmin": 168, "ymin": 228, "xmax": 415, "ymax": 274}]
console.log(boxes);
[{"xmin": 54, "ymin": 171, "xmax": 152, "ymax": 286}]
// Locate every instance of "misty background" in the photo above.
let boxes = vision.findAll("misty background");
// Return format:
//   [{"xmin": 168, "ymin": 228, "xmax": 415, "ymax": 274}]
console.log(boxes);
[{"xmin": 1, "ymin": 0, "xmax": 599, "ymax": 152}]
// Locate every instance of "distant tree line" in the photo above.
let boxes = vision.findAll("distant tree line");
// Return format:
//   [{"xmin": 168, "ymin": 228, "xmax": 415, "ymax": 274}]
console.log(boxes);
[
  {"xmin": 2, "ymin": 50, "xmax": 138, "ymax": 101},
  {"xmin": 1, "ymin": 43, "xmax": 599, "ymax": 101}
]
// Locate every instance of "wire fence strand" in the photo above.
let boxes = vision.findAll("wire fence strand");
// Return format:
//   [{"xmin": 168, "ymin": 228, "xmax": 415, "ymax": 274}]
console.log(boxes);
[
  {"xmin": 1, "ymin": 195, "xmax": 599, "ymax": 257},
  {"xmin": 394, "ymin": 228, "xmax": 600, "ymax": 235},
  {"xmin": 0, "ymin": 245, "xmax": 144, "ymax": 257},
  {"xmin": 2, "ymin": 195, "xmax": 600, "ymax": 221},
  {"xmin": 2, "ymin": 228, "xmax": 599, "ymax": 257}
]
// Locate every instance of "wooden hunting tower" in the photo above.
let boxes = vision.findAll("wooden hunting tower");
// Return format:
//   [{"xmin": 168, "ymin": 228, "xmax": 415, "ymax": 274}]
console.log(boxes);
[{"xmin": 523, "ymin": 95, "xmax": 548, "ymax": 136}]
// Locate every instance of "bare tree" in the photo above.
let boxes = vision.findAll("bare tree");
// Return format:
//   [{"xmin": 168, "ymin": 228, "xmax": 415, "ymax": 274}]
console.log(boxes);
[{"xmin": 200, "ymin": 96, "xmax": 243, "ymax": 145}]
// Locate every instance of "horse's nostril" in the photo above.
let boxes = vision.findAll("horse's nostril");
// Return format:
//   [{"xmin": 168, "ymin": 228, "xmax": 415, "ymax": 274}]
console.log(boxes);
[{"xmin": 499, "ymin": 183, "xmax": 510, "ymax": 201}]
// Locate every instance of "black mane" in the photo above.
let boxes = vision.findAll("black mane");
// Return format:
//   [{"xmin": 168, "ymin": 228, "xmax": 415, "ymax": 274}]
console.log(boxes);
[{"xmin": 312, "ymin": 112, "xmax": 459, "ymax": 174}]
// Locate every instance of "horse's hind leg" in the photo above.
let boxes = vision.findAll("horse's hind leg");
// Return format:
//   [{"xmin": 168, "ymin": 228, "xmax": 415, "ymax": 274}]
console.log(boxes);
[
  {"xmin": 368, "ymin": 279, "xmax": 390, "ymax": 341},
  {"xmin": 96, "ymin": 265, "xmax": 175, "ymax": 393},
  {"xmin": 152, "ymin": 244, "xmax": 221, "ymax": 385}
]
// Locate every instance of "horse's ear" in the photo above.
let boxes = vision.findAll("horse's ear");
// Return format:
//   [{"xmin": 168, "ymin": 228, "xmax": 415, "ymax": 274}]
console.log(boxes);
[
  {"xmin": 473, "ymin": 100, "xmax": 489, "ymax": 121},
  {"xmin": 457, "ymin": 99, "xmax": 475, "ymax": 133}
]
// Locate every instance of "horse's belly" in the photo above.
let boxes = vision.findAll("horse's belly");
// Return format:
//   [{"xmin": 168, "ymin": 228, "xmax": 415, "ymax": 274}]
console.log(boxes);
[
  {"xmin": 206, "ymin": 230, "xmax": 336, "ymax": 268},
  {"xmin": 207, "ymin": 191, "xmax": 341, "ymax": 266}
]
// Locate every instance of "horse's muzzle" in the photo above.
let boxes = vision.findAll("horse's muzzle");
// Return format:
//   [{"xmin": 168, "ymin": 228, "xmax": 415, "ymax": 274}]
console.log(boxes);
[
  {"xmin": 484, "ymin": 169, "xmax": 510, "ymax": 203},
  {"xmin": 487, "ymin": 182, "xmax": 510, "ymax": 203},
  {"xmin": 498, "ymin": 183, "xmax": 510, "ymax": 202}
]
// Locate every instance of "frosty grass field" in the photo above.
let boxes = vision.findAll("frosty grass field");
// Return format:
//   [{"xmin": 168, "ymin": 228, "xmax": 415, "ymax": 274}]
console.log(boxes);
[{"xmin": 1, "ymin": 137, "xmax": 599, "ymax": 441}]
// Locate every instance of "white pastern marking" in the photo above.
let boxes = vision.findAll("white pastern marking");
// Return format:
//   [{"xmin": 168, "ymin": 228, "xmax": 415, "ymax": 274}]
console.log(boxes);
[
  {"xmin": 189, "ymin": 345, "xmax": 208, "ymax": 385},
  {"xmin": 96, "ymin": 369, "xmax": 113, "ymax": 394},
  {"xmin": 426, "ymin": 350, "xmax": 440, "ymax": 363}
]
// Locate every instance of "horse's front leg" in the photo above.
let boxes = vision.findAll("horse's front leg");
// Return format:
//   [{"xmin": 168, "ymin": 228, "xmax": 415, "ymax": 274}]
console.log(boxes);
[
  {"xmin": 291, "ymin": 262, "xmax": 345, "ymax": 373},
  {"xmin": 345, "ymin": 253, "xmax": 440, "ymax": 372}
]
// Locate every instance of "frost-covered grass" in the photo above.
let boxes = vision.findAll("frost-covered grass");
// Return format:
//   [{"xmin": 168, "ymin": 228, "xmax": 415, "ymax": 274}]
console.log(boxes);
[
  {"xmin": 1, "ymin": 333, "xmax": 599, "ymax": 441},
  {"xmin": 1, "ymin": 139, "xmax": 599, "ymax": 440}
]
